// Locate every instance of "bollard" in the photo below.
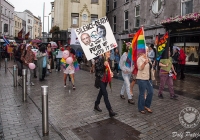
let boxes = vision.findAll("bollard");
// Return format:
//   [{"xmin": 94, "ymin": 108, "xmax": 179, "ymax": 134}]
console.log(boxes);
[
  {"xmin": 13, "ymin": 65, "xmax": 18, "ymax": 87},
  {"xmin": 22, "ymin": 69, "xmax": 27, "ymax": 102},
  {"xmin": 41, "ymin": 86, "xmax": 49, "ymax": 136},
  {"xmin": 5, "ymin": 58, "xmax": 7, "ymax": 73}
]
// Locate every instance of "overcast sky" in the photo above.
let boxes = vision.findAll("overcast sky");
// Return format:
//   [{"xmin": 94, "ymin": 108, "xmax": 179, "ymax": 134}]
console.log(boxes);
[{"xmin": 8, "ymin": 0, "xmax": 53, "ymax": 32}]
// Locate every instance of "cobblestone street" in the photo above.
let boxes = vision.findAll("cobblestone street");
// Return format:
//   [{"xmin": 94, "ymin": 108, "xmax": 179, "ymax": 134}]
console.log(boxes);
[{"xmin": 0, "ymin": 61, "xmax": 200, "ymax": 140}]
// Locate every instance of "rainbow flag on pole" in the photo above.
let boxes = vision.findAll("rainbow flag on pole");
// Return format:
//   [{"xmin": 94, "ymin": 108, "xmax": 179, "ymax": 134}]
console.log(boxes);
[{"xmin": 125, "ymin": 27, "xmax": 146, "ymax": 68}]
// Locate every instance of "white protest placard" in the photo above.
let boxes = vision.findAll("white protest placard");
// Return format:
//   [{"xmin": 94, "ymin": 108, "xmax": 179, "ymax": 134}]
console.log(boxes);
[
  {"xmin": 75, "ymin": 16, "xmax": 118, "ymax": 60},
  {"xmin": 70, "ymin": 28, "xmax": 80, "ymax": 45},
  {"xmin": 56, "ymin": 51, "xmax": 63, "ymax": 58}
]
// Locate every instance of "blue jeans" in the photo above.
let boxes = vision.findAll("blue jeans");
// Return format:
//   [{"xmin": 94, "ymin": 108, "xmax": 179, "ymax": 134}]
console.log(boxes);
[
  {"xmin": 95, "ymin": 81, "xmax": 112, "ymax": 111},
  {"xmin": 56, "ymin": 58, "xmax": 61, "ymax": 71},
  {"xmin": 137, "ymin": 79, "xmax": 153, "ymax": 111},
  {"xmin": 121, "ymin": 73, "xmax": 132, "ymax": 99}
]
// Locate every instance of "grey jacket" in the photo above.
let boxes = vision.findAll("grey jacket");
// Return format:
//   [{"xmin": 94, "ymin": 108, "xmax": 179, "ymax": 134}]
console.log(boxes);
[{"xmin": 119, "ymin": 52, "xmax": 134, "ymax": 74}]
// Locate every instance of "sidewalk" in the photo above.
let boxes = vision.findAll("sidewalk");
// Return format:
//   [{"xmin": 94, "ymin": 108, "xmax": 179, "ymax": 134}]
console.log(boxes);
[{"xmin": 0, "ymin": 60, "xmax": 200, "ymax": 140}]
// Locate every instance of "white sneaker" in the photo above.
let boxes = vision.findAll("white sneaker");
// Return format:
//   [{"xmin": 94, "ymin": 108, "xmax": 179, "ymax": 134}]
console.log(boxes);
[
  {"xmin": 64, "ymin": 84, "xmax": 66, "ymax": 87},
  {"xmin": 56, "ymin": 69, "xmax": 58, "ymax": 72},
  {"xmin": 26, "ymin": 82, "xmax": 29, "ymax": 86},
  {"xmin": 31, "ymin": 82, "xmax": 34, "ymax": 86}
]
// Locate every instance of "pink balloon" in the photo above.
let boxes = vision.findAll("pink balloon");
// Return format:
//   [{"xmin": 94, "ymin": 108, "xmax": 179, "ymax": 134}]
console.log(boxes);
[
  {"xmin": 29, "ymin": 63, "xmax": 36, "ymax": 69},
  {"xmin": 62, "ymin": 50, "xmax": 69, "ymax": 59},
  {"xmin": 66, "ymin": 57, "xmax": 73, "ymax": 64}
]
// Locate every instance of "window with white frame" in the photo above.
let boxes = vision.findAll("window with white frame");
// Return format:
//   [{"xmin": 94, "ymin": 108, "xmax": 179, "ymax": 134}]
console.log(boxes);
[
  {"xmin": 152, "ymin": 0, "xmax": 162, "ymax": 14},
  {"xmin": 181, "ymin": 0, "xmax": 193, "ymax": 16},
  {"xmin": 71, "ymin": 13, "xmax": 79, "ymax": 27},
  {"xmin": 106, "ymin": 0, "xmax": 109, "ymax": 12},
  {"xmin": 5, "ymin": 9, "xmax": 7, "ymax": 16},
  {"xmin": 1, "ymin": 6, "xmax": 3, "ymax": 14},
  {"xmin": 114, "ymin": 0, "xmax": 117, "ymax": 9},
  {"xmin": 91, "ymin": 14, "xmax": 98, "ymax": 23},
  {"xmin": 124, "ymin": 11, "xmax": 128, "ymax": 30},
  {"xmin": 113, "ymin": 16, "xmax": 116, "ymax": 33},
  {"xmin": 135, "ymin": 5, "xmax": 140, "ymax": 27}
]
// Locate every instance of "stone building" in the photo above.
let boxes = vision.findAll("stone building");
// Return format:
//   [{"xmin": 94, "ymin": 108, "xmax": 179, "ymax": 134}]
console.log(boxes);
[
  {"xmin": 106, "ymin": 0, "xmax": 200, "ymax": 73},
  {"xmin": 50, "ymin": 0, "xmax": 106, "ymax": 45},
  {"xmin": 0, "ymin": 0, "xmax": 15, "ymax": 40},
  {"xmin": 16, "ymin": 10, "xmax": 34, "ymax": 40},
  {"xmin": 33, "ymin": 16, "xmax": 42, "ymax": 39}
]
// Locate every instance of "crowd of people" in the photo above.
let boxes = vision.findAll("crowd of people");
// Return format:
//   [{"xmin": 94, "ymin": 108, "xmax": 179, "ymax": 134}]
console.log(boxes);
[
  {"xmin": 13, "ymin": 42, "xmax": 78, "ymax": 89},
  {"xmin": 10, "ymin": 41, "xmax": 187, "ymax": 117}
]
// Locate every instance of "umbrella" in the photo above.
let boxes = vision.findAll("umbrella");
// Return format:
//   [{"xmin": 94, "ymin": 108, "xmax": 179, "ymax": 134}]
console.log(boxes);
[
  {"xmin": 49, "ymin": 41, "xmax": 58, "ymax": 48},
  {"xmin": 31, "ymin": 39, "xmax": 42, "ymax": 44}
]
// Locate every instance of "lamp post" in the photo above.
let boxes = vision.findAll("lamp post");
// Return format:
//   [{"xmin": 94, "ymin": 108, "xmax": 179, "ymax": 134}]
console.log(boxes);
[{"xmin": 43, "ymin": 2, "xmax": 45, "ymax": 42}]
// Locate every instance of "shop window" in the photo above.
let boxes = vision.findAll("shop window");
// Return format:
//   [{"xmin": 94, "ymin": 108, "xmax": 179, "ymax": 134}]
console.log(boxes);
[
  {"xmin": 114, "ymin": 0, "xmax": 117, "ymax": 9},
  {"xmin": 124, "ymin": 11, "xmax": 128, "ymax": 30},
  {"xmin": 71, "ymin": 13, "xmax": 79, "ymax": 27},
  {"xmin": 91, "ymin": 14, "xmax": 98, "ymax": 23},
  {"xmin": 181, "ymin": 0, "xmax": 193, "ymax": 16},
  {"xmin": 135, "ymin": 5, "xmax": 140, "ymax": 27},
  {"xmin": 113, "ymin": 16, "xmax": 116, "ymax": 33},
  {"xmin": 185, "ymin": 46, "xmax": 199, "ymax": 65}
]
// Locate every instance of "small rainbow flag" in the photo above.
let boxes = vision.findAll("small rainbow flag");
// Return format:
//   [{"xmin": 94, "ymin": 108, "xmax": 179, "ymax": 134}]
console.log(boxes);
[{"xmin": 125, "ymin": 42, "xmax": 132, "ymax": 68}]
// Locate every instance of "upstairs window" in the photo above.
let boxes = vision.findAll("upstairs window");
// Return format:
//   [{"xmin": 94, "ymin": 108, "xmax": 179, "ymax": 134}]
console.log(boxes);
[
  {"xmin": 124, "ymin": 11, "xmax": 128, "ymax": 30},
  {"xmin": 152, "ymin": 0, "xmax": 162, "ymax": 14},
  {"xmin": 113, "ymin": 16, "xmax": 116, "ymax": 33},
  {"xmin": 71, "ymin": 13, "xmax": 79, "ymax": 27},
  {"xmin": 71, "ymin": 0, "xmax": 80, "ymax": 2},
  {"xmin": 114, "ymin": 0, "xmax": 117, "ymax": 9},
  {"xmin": 125, "ymin": 0, "xmax": 129, "ymax": 3},
  {"xmin": 135, "ymin": 5, "xmax": 140, "ymax": 27},
  {"xmin": 91, "ymin": 0, "xmax": 98, "ymax": 3},
  {"xmin": 91, "ymin": 14, "xmax": 98, "ymax": 23},
  {"xmin": 106, "ymin": 0, "xmax": 109, "ymax": 12},
  {"xmin": 181, "ymin": 0, "xmax": 193, "ymax": 16}
]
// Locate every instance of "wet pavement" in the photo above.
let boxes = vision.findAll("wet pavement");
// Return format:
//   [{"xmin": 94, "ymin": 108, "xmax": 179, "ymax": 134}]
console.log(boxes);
[{"xmin": 0, "ymin": 60, "xmax": 200, "ymax": 140}]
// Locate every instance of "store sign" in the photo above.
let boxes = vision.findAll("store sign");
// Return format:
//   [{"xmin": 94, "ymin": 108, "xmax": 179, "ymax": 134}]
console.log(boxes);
[{"xmin": 176, "ymin": 26, "xmax": 200, "ymax": 32}]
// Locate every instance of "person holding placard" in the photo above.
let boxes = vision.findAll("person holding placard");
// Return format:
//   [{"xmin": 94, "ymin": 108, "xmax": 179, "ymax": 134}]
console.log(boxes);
[{"xmin": 94, "ymin": 51, "xmax": 117, "ymax": 117}]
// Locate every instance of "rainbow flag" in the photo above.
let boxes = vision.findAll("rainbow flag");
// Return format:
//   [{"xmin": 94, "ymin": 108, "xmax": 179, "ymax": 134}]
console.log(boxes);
[
  {"xmin": 125, "ymin": 27, "xmax": 146, "ymax": 68},
  {"xmin": 156, "ymin": 32, "xmax": 169, "ymax": 60}
]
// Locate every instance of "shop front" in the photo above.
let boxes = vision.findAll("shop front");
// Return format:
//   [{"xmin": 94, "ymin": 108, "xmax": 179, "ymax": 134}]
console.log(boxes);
[{"xmin": 161, "ymin": 13, "xmax": 200, "ymax": 74}]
